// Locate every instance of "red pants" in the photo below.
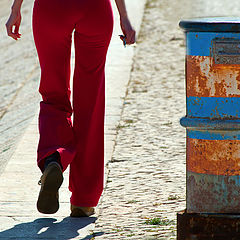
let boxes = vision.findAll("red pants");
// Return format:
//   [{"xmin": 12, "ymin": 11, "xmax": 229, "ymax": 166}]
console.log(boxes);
[{"xmin": 32, "ymin": 0, "xmax": 114, "ymax": 207}]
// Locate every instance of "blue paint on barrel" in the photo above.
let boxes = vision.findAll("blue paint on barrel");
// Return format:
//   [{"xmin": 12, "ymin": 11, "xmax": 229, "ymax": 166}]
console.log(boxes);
[
  {"xmin": 186, "ymin": 32, "xmax": 240, "ymax": 56},
  {"xmin": 180, "ymin": 117, "xmax": 240, "ymax": 130},
  {"xmin": 187, "ymin": 96, "xmax": 240, "ymax": 118},
  {"xmin": 187, "ymin": 129, "xmax": 240, "ymax": 140},
  {"xmin": 187, "ymin": 171, "xmax": 240, "ymax": 213}
]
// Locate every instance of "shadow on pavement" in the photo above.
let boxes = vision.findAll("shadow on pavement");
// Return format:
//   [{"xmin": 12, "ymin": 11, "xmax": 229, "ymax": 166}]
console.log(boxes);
[{"xmin": 0, "ymin": 217, "xmax": 104, "ymax": 239}]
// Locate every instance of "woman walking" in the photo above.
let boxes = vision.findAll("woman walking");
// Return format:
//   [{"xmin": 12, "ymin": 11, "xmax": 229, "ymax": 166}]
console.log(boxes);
[{"xmin": 6, "ymin": 0, "xmax": 135, "ymax": 217}]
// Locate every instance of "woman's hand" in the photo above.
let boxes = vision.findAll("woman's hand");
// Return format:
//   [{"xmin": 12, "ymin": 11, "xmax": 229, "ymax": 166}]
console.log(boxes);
[
  {"xmin": 120, "ymin": 16, "xmax": 136, "ymax": 46},
  {"xmin": 5, "ymin": 10, "xmax": 22, "ymax": 41},
  {"xmin": 114, "ymin": 0, "xmax": 136, "ymax": 46}
]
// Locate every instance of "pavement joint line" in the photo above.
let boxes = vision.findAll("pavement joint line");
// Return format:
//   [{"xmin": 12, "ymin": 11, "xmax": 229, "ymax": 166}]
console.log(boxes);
[
  {"xmin": 0, "ymin": 63, "xmax": 38, "ymax": 120},
  {"xmin": 0, "ymin": 114, "xmax": 36, "ymax": 135}
]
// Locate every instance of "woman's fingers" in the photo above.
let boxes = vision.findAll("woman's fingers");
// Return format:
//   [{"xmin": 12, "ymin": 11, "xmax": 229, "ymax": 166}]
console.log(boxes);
[
  {"xmin": 120, "ymin": 32, "xmax": 136, "ymax": 46},
  {"xmin": 120, "ymin": 16, "xmax": 136, "ymax": 46},
  {"xmin": 6, "ymin": 23, "xmax": 17, "ymax": 40},
  {"xmin": 6, "ymin": 25, "xmax": 20, "ymax": 40},
  {"xmin": 122, "ymin": 30, "xmax": 136, "ymax": 46},
  {"xmin": 126, "ymin": 30, "xmax": 136, "ymax": 45},
  {"xmin": 5, "ymin": 12, "xmax": 21, "ymax": 41}
]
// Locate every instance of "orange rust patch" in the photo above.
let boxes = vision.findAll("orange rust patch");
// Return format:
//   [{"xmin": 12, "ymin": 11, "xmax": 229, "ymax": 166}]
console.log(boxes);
[
  {"xmin": 186, "ymin": 55, "xmax": 240, "ymax": 97},
  {"xmin": 187, "ymin": 138, "xmax": 240, "ymax": 176}
]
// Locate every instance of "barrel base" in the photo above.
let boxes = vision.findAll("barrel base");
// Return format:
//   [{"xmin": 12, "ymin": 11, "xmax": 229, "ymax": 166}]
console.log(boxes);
[{"xmin": 177, "ymin": 210, "xmax": 240, "ymax": 239}]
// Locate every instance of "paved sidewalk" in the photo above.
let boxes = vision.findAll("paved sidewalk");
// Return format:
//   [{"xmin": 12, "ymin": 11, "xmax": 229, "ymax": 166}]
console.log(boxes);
[
  {"xmin": 92, "ymin": 0, "xmax": 186, "ymax": 239},
  {"xmin": 3, "ymin": 0, "xmax": 239, "ymax": 239},
  {"xmin": 0, "ymin": 0, "xmax": 40, "ymax": 174},
  {"xmin": 93, "ymin": 0, "xmax": 240, "ymax": 239},
  {"xmin": 0, "ymin": 0, "xmax": 146, "ymax": 239}
]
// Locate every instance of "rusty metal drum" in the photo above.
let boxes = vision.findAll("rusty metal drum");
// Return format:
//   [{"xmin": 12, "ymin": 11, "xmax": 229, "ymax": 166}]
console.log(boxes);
[{"xmin": 179, "ymin": 18, "xmax": 240, "ymax": 213}]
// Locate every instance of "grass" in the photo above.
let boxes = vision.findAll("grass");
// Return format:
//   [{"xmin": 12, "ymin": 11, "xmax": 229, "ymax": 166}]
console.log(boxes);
[
  {"xmin": 116, "ymin": 119, "xmax": 135, "ymax": 130},
  {"xmin": 127, "ymin": 200, "xmax": 138, "ymax": 204},
  {"xmin": 144, "ymin": 217, "xmax": 174, "ymax": 226},
  {"xmin": 127, "ymin": 233, "xmax": 135, "ymax": 237},
  {"xmin": 168, "ymin": 195, "xmax": 180, "ymax": 201},
  {"xmin": 112, "ymin": 225, "xmax": 124, "ymax": 233},
  {"xmin": 124, "ymin": 119, "xmax": 134, "ymax": 124},
  {"xmin": 116, "ymin": 124, "xmax": 130, "ymax": 130}
]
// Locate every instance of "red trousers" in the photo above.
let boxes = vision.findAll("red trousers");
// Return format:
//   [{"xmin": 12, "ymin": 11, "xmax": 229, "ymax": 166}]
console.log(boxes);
[{"xmin": 32, "ymin": 0, "xmax": 113, "ymax": 207}]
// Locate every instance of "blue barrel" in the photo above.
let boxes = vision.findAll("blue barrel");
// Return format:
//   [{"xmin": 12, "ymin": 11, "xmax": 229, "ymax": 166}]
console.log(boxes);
[{"xmin": 180, "ymin": 18, "xmax": 240, "ymax": 213}]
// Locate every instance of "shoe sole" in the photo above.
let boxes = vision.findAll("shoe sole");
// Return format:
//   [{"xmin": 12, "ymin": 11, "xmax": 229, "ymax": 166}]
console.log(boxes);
[{"xmin": 37, "ymin": 163, "xmax": 63, "ymax": 214}]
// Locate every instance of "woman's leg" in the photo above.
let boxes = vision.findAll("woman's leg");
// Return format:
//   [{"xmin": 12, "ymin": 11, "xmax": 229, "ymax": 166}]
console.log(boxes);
[
  {"xmin": 32, "ymin": 0, "xmax": 76, "ymax": 172},
  {"xmin": 69, "ymin": 0, "xmax": 114, "ymax": 207}
]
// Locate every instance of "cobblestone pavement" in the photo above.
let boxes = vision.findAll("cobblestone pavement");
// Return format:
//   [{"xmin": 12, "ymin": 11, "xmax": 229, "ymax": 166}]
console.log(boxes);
[
  {"xmin": 93, "ymin": 0, "xmax": 240, "ymax": 239},
  {"xmin": 93, "ymin": 0, "xmax": 186, "ymax": 239}
]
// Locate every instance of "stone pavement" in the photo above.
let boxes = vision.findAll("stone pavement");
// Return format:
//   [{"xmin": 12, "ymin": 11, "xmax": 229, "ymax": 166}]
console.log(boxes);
[
  {"xmin": 2, "ymin": 0, "xmax": 240, "ymax": 239},
  {"xmin": 93, "ymin": 0, "xmax": 240, "ymax": 239},
  {"xmin": 93, "ymin": 0, "xmax": 186, "ymax": 238},
  {"xmin": 0, "ymin": 0, "xmax": 146, "ymax": 239}
]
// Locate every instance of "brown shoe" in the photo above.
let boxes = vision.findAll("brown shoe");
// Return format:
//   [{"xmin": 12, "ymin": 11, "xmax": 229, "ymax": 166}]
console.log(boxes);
[
  {"xmin": 70, "ymin": 204, "xmax": 95, "ymax": 217},
  {"xmin": 37, "ymin": 162, "xmax": 63, "ymax": 214}
]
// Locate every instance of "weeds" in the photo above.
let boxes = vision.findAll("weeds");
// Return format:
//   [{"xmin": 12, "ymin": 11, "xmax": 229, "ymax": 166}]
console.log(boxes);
[
  {"xmin": 144, "ymin": 217, "xmax": 174, "ymax": 226},
  {"xmin": 127, "ymin": 200, "xmax": 138, "ymax": 204},
  {"xmin": 168, "ymin": 195, "xmax": 180, "ymax": 201}
]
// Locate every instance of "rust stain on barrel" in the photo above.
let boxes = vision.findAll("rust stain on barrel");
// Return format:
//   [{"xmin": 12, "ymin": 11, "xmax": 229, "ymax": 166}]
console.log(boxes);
[
  {"xmin": 186, "ymin": 55, "xmax": 240, "ymax": 97},
  {"xmin": 187, "ymin": 171, "xmax": 240, "ymax": 213},
  {"xmin": 187, "ymin": 138, "xmax": 240, "ymax": 175}
]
